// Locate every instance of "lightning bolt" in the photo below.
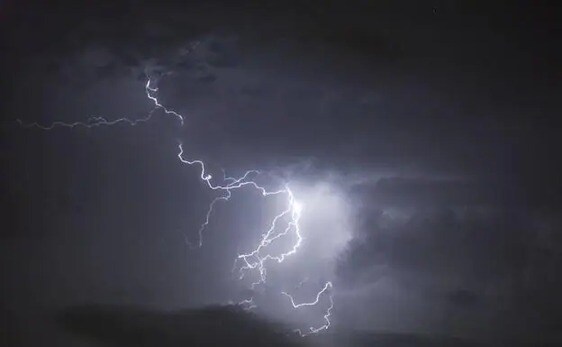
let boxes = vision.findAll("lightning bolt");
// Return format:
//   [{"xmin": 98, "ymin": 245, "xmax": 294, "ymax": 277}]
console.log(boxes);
[
  {"xmin": 16, "ymin": 110, "xmax": 157, "ymax": 129},
  {"xmin": 233, "ymin": 188, "xmax": 303, "ymax": 288},
  {"xmin": 238, "ymin": 297, "xmax": 257, "ymax": 310},
  {"xmin": 16, "ymin": 78, "xmax": 179, "ymax": 129},
  {"xmin": 144, "ymin": 79, "xmax": 185, "ymax": 125},
  {"xmin": 282, "ymin": 281, "xmax": 334, "ymax": 336},
  {"xmin": 17, "ymin": 69, "xmax": 334, "ymax": 335},
  {"xmin": 176, "ymin": 143, "xmax": 285, "ymax": 248}
]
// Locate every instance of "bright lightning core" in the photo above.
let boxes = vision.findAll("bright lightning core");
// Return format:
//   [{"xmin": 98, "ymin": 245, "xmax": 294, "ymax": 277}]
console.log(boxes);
[
  {"xmin": 235, "ymin": 181, "xmax": 353, "ymax": 334},
  {"xmin": 17, "ymin": 72, "xmax": 352, "ymax": 336}
]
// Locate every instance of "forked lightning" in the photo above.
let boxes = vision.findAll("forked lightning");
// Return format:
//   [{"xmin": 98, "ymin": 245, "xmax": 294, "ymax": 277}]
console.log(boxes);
[{"xmin": 18, "ymin": 70, "xmax": 334, "ymax": 335}]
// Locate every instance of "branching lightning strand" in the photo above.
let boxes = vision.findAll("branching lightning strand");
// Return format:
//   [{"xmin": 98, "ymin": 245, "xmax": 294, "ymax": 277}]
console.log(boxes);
[{"xmin": 282, "ymin": 281, "xmax": 334, "ymax": 336}]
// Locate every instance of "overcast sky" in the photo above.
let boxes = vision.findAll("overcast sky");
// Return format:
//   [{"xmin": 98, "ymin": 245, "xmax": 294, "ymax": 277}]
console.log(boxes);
[{"xmin": 1, "ymin": 1, "xmax": 561, "ymax": 346}]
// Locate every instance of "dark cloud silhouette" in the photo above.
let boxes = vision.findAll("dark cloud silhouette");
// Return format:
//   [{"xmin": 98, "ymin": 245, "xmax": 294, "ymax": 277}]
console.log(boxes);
[
  {"xmin": 58, "ymin": 305, "xmax": 301, "ymax": 347},
  {"xmin": 337, "ymin": 193, "xmax": 562, "ymax": 338}
]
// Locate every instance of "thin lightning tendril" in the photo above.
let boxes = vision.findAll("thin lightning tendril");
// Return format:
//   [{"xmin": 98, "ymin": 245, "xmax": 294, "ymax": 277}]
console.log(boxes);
[
  {"xmin": 16, "ymin": 80, "xmax": 177, "ymax": 130},
  {"xmin": 234, "ymin": 189, "xmax": 303, "ymax": 288},
  {"xmin": 17, "ymin": 72, "xmax": 334, "ymax": 335},
  {"xmin": 144, "ymin": 80, "xmax": 185, "ymax": 125},
  {"xmin": 16, "ymin": 109, "xmax": 157, "ymax": 129},
  {"xmin": 282, "ymin": 281, "xmax": 333, "ymax": 336},
  {"xmin": 238, "ymin": 297, "xmax": 257, "ymax": 310}
]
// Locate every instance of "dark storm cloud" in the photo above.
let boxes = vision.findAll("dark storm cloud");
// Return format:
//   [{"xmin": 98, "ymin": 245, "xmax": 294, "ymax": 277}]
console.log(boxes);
[
  {"xmin": 2, "ymin": 0, "xmax": 562, "ymax": 345},
  {"xmin": 337, "ymin": 178, "xmax": 562, "ymax": 337},
  {"xmin": 57, "ymin": 304, "xmax": 300, "ymax": 347},
  {"xmin": 355, "ymin": 177, "xmax": 494, "ymax": 207},
  {"xmin": 5, "ymin": 1, "xmax": 558, "ymax": 178}
]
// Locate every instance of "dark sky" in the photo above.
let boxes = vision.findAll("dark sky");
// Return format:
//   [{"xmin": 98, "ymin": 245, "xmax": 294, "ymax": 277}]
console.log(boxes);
[{"xmin": 1, "ymin": 1, "xmax": 562, "ymax": 346}]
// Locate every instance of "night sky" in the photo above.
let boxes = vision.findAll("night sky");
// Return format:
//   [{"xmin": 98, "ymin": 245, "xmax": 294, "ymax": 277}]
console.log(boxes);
[{"xmin": 1, "ymin": 1, "xmax": 562, "ymax": 346}]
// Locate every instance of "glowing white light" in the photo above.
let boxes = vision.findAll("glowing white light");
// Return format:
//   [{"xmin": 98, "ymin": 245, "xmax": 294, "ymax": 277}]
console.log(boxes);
[{"xmin": 292, "ymin": 200, "xmax": 304, "ymax": 215}]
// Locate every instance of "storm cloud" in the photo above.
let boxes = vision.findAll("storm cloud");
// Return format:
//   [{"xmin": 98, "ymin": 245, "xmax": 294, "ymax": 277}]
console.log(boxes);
[{"xmin": 2, "ymin": 1, "xmax": 562, "ymax": 345}]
